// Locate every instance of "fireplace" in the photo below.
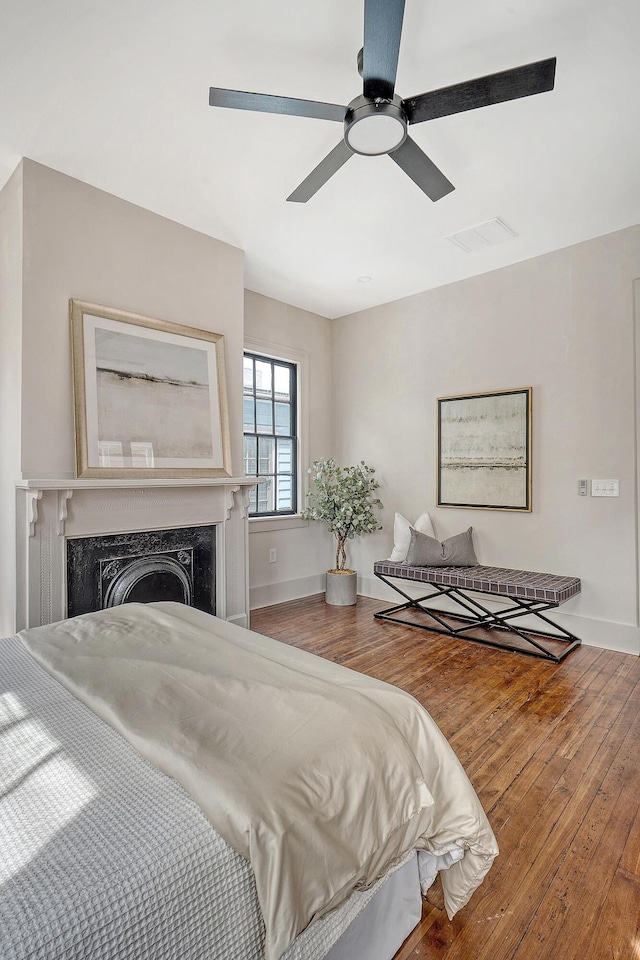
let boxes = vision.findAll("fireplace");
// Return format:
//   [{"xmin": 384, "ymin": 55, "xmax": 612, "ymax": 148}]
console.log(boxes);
[
  {"xmin": 15, "ymin": 477, "xmax": 256, "ymax": 631},
  {"xmin": 66, "ymin": 525, "xmax": 216, "ymax": 618}
]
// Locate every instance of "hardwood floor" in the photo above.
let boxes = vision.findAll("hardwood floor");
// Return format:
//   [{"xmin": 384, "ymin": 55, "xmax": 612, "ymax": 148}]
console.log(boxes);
[{"xmin": 250, "ymin": 595, "xmax": 640, "ymax": 960}]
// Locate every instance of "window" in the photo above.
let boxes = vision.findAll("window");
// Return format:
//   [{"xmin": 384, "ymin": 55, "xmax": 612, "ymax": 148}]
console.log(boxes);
[{"xmin": 243, "ymin": 352, "xmax": 297, "ymax": 516}]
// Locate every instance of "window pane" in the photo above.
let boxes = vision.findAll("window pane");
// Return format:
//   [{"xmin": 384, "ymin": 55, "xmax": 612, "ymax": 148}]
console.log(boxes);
[
  {"xmin": 258, "ymin": 437, "xmax": 275, "ymax": 474},
  {"xmin": 274, "ymin": 402, "xmax": 291, "ymax": 436},
  {"xmin": 243, "ymin": 436, "xmax": 257, "ymax": 476},
  {"xmin": 243, "ymin": 356, "xmax": 254, "ymax": 394},
  {"xmin": 244, "ymin": 352, "xmax": 297, "ymax": 517},
  {"xmin": 243, "ymin": 397, "xmax": 255, "ymax": 432},
  {"xmin": 277, "ymin": 475, "xmax": 293, "ymax": 510},
  {"xmin": 256, "ymin": 478, "xmax": 275, "ymax": 513},
  {"xmin": 255, "ymin": 360, "xmax": 272, "ymax": 396},
  {"xmin": 256, "ymin": 399, "xmax": 273, "ymax": 434},
  {"xmin": 273, "ymin": 364, "xmax": 290, "ymax": 400},
  {"xmin": 277, "ymin": 438, "xmax": 293, "ymax": 473}
]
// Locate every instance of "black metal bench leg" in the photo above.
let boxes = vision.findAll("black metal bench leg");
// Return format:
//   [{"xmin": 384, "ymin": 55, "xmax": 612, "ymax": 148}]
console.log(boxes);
[{"xmin": 373, "ymin": 572, "xmax": 581, "ymax": 663}]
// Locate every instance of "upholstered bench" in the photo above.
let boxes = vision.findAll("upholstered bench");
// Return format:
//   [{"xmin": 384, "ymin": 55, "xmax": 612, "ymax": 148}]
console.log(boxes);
[{"xmin": 373, "ymin": 561, "xmax": 581, "ymax": 662}]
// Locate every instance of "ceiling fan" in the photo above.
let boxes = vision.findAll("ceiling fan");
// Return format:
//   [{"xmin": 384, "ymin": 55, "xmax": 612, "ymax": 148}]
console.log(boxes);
[{"xmin": 209, "ymin": 0, "xmax": 556, "ymax": 203}]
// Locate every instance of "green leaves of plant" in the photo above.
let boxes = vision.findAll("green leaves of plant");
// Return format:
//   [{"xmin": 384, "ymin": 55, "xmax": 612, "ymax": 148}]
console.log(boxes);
[{"xmin": 302, "ymin": 458, "xmax": 383, "ymax": 569}]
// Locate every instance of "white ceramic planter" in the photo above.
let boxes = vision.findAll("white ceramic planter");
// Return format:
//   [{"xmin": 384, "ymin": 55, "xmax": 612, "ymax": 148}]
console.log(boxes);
[{"xmin": 325, "ymin": 570, "xmax": 358, "ymax": 606}]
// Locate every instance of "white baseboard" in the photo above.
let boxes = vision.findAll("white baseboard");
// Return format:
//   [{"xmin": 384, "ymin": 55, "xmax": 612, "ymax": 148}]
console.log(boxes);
[
  {"xmin": 358, "ymin": 574, "xmax": 640, "ymax": 657},
  {"xmin": 250, "ymin": 574, "xmax": 325, "ymax": 611},
  {"xmin": 227, "ymin": 613, "xmax": 249, "ymax": 629}
]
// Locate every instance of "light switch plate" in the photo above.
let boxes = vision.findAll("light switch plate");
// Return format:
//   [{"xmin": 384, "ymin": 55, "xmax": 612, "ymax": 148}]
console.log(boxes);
[{"xmin": 591, "ymin": 479, "xmax": 619, "ymax": 497}]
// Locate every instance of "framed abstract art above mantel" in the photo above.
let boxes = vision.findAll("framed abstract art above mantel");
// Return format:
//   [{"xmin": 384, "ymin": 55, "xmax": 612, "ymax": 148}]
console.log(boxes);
[
  {"xmin": 437, "ymin": 387, "xmax": 532, "ymax": 511},
  {"xmin": 70, "ymin": 299, "xmax": 232, "ymax": 479}
]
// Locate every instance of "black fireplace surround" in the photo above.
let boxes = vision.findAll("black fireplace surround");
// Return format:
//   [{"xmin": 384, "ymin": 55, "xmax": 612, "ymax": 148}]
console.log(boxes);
[{"xmin": 66, "ymin": 526, "xmax": 216, "ymax": 618}]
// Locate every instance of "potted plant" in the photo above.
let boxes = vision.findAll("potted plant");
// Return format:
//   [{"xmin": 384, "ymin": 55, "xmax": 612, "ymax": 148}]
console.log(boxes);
[{"xmin": 302, "ymin": 458, "xmax": 383, "ymax": 605}]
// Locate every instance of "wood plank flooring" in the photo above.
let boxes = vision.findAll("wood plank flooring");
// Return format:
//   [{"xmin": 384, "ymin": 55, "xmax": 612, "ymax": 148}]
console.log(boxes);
[{"xmin": 250, "ymin": 594, "xmax": 640, "ymax": 960}]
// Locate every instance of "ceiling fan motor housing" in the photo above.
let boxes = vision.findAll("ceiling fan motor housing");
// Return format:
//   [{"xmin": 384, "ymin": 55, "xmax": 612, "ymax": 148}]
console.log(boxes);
[{"xmin": 344, "ymin": 94, "xmax": 408, "ymax": 156}]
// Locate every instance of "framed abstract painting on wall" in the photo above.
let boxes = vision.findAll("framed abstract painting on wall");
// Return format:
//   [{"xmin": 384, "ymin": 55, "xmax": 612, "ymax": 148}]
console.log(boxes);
[
  {"xmin": 70, "ymin": 299, "xmax": 232, "ymax": 479},
  {"xmin": 437, "ymin": 387, "xmax": 532, "ymax": 511}
]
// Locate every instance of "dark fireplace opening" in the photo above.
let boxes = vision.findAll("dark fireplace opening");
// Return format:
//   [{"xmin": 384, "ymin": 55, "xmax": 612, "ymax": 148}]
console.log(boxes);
[{"xmin": 66, "ymin": 526, "xmax": 216, "ymax": 618}]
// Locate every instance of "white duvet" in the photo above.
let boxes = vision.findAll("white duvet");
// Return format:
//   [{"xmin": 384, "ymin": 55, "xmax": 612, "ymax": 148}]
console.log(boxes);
[{"xmin": 19, "ymin": 602, "xmax": 498, "ymax": 960}]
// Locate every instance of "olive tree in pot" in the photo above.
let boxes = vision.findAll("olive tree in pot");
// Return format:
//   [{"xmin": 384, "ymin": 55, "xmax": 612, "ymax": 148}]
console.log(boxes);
[{"xmin": 302, "ymin": 458, "xmax": 383, "ymax": 605}]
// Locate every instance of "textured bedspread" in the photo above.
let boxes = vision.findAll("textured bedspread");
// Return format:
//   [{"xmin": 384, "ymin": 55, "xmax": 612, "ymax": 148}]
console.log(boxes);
[
  {"xmin": 18, "ymin": 602, "xmax": 498, "ymax": 960},
  {"xmin": 0, "ymin": 633, "xmax": 415, "ymax": 960}
]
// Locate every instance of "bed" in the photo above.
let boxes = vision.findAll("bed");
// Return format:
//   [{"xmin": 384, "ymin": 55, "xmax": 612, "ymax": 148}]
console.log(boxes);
[{"xmin": 1, "ymin": 602, "xmax": 498, "ymax": 960}]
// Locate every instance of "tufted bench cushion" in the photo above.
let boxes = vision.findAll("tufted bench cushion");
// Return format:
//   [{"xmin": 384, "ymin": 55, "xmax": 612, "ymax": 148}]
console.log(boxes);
[{"xmin": 373, "ymin": 562, "xmax": 581, "ymax": 605}]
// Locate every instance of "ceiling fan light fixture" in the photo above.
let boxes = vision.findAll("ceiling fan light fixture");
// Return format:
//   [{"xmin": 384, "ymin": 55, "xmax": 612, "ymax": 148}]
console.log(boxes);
[{"xmin": 344, "ymin": 96, "xmax": 407, "ymax": 156}]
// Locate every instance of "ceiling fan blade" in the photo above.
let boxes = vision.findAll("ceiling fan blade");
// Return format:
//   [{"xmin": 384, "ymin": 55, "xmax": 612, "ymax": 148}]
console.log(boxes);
[
  {"xmin": 389, "ymin": 136, "xmax": 454, "ymax": 201},
  {"xmin": 362, "ymin": 0, "xmax": 406, "ymax": 100},
  {"xmin": 287, "ymin": 140, "xmax": 353, "ymax": 203},
  {"xmin": 403, "ymin": 57, "xmax": 556, "ymax": 125},
  {"xmin": 209, "ymin": 87, "xmax": 346, "ymax": 122}
]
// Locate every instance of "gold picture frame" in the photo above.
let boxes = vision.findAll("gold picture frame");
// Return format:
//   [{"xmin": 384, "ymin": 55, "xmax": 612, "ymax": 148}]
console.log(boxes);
[
  {"xmin": 437, "ymin": 387, "xmax": 532, "ymax": 511},
  {"xmin": 70, "ymin": 299, "xmax": 232, "ymax": 479}
]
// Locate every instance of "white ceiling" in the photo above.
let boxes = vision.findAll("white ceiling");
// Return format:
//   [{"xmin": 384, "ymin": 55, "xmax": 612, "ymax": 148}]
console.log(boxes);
[{"xmin": 2, "ymin": 0, "xmax": 640, "ymax": 319}]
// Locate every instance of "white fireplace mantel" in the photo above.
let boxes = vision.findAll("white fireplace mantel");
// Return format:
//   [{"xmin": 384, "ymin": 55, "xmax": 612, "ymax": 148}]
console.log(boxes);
[{"xmin": 15, "ymin": 477, "xmax": 258, "ymax": 632}]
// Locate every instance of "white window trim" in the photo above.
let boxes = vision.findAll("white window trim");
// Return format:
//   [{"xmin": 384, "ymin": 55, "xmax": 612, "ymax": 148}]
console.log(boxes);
[{"xmin": 244, "ymin": 337, "xmax": 310, "ymax": 532}]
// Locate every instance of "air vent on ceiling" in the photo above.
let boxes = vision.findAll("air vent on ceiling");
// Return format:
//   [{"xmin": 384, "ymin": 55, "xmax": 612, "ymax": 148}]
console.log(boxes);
[{"xmin": 448, "ymin": 218, "xmax": 517, "ymax": 254}]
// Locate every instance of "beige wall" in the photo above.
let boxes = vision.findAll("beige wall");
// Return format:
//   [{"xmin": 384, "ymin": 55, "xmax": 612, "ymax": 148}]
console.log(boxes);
[
  {"xmin": 20, "ymin": 160, "xmax": 244, "ymax": 478},
  {"xmin": 332, "ymin": 226, "xmax": 640, "ymax": 655},
  {"xmin": 0, "ymin": 163, "xmax": 23, "ymax": 634},
  {"xmin": 244, "ymin": 290, "xmax": 334, "ymax": 607}
]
